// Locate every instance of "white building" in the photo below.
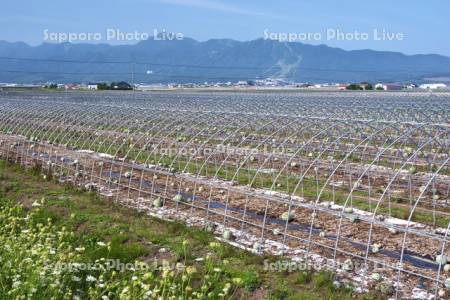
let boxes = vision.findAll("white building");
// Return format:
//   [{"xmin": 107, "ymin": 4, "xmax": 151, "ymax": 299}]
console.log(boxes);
[
  {"xmin": 405, "ymin": 83, "xmax": 418, "ymax": 89},
  {"xmin": 375, "ymin": 83, "xmax": 404, "ymax": 91},
  {"xmin": 135, "ymin": 83, "xmax": 170, "ymax": 91},
  {"xmin": 375, "ymin": 83, "xmax": 386, "ymax": 90},
  {"xmin": 236, "ymin": 80, "xmax": 248, "ymax": 86},
  {"xmin": 419, "ymin": 83, "xmax": 447, "ymax": 90},
  {"xmin": 87, "ymin": 83, "xmax": 98, "ymax": 90}
]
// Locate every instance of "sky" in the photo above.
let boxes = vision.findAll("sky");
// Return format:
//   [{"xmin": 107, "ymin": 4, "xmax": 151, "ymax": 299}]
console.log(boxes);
[{"xmin": 0, "ymin": 0, "xmax": 449, "ymax": 56}]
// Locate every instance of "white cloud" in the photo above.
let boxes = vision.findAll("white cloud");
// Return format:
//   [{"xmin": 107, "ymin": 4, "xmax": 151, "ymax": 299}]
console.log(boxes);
[
  {"xmin": 0, "ymin": 15, "xmax": 62, "ymax": 26},
  {"xmin": 156, "ymin": 0, "xmax": 268, "ymax": 17}
]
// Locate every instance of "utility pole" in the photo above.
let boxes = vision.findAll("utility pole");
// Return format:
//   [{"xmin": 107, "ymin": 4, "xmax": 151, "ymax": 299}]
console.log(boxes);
[{"xmin": 131, "ymin": 61, "xmax": 135, "ymax": 96}]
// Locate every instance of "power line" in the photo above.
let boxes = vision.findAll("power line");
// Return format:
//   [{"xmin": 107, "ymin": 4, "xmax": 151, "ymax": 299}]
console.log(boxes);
[
  {"xmin": 0, "ymin": 69, "xmax": 254, "ymax": 81},
  {"xmin": 0, "ymin": 69, "xmax": 127, "ymax": 75},
  {"xmin": 0, "ymin": 56, "xmax": 265, "ymax": 71},
  {"xmin": 0, "ymin": 55, "xmax": 425, "ymax": 73}
]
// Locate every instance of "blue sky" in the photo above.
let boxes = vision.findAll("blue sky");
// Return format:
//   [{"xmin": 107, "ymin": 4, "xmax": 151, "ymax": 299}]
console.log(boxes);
[{"xmin": 1, "ymin": 0, "xmax": 449, "ymax": 56}]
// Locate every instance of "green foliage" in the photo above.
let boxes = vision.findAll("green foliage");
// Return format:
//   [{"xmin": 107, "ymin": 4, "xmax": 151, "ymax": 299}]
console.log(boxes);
[
  {"xmin": 346, "ymin": 84, "xmax": 364, "ymax": 90},
  {"xmin": 346, "ymin": 82, "xmax": 373, "ymax": 90},
  {"xmin": 0, "ymin": 200, "xmax": 238, "ymax": 299},
  {"xmin": 296, "ymin": 271, "xmax": 312, "ymax": 284},
  {"xmin": 360, "ymin": 82, "xmax": 373, "ymax": 90},
  {"xmin": 239, "ymin": 270, "xmax": 261, "ymax": 291},
  {"xmin": 97, "ymin": 83, "xmax": 110, "ymax": 90},
  {"xmin": 96, "ymin": 82, "xmax": 133, "ymax": 90},
  {"xmin": 267, "ymin": 279, "xmax": 289, "ymax": 299},
  {"xmin": 312, "ymin": 271, "xmax": 333, "ymax": 288}
]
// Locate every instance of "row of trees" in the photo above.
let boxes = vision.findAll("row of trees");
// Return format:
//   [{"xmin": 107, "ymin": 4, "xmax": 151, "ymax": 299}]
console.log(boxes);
[
  {"xmin": 97, "ymin": 82, "xmax": 132, "ymax": 90},
  {"xmin": 346, "ymin": 82, "xmax": 375, "ymax": 90}
]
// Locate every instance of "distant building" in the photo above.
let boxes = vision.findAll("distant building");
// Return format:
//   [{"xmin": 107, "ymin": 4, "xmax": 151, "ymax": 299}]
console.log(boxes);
[
  {"xmin": 338, "ymin": 83, "xmax": 349, "ymax": 90},
  {"xmin": 419, "ymin": 83, "xmax": 447, "ymax": 90},
  {"xmin": 111, "ymin": 81, "xmax": 132, "ymax": 90},
  {"xmin": 135, "ymin": 83, "xmax": 170, "ymax": 91},
  {"xmin": 405, "ymin": 83, "xmax": 418, "ymax": 89},
  {"xmin": 0, "ymin": 83, "xmax": 42, "ymax": 90},
  {"xmin": 374, "ymin": 83, "xmax": 385, "ymax": 90},
  {"xmin": 66, "ymin": 83, "xmax": 82, "ymax": 90},
  {"xmin": 359, "ymin": 82, "xmax": 373, "ymax": 90},
  {"xmin": 236, "ymin": 81, "xmax": 248, "ymax": 86},
  {"xmin": 87, "ymin": 83, "xmax": 99, "ymax": 90},
  {"xmin": 375, "ymin": 83, "xmax": 404, "ymax": 91}
]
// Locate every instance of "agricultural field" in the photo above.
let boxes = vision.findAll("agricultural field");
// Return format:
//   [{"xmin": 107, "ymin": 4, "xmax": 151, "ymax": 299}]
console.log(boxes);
[{"xmin": 0, "ymin": 90, "xmax": 449, "ymax": 299}]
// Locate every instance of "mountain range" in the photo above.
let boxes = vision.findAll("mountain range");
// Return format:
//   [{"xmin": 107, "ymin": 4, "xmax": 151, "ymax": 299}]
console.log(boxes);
[{"xmin": 1, "ymin": 37, "xmax": 450, "ymax": 84}]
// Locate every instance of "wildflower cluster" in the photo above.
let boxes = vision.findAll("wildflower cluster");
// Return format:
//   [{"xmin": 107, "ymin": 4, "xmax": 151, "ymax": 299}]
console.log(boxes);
[{"xmin": 0, "ymin": 201, "xmax": 238, "ymax": 299}]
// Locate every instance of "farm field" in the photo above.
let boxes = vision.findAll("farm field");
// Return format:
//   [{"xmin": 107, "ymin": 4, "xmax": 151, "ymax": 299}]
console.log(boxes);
[{"xmin": 0, "ymin": 90, "xmax": 449, "ymax": 299}]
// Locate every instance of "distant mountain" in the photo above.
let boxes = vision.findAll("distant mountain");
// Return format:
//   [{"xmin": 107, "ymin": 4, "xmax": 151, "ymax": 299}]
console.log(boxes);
[{"xmin": 1, "ymin": 38, "xmax": 450, "ymax": 83}]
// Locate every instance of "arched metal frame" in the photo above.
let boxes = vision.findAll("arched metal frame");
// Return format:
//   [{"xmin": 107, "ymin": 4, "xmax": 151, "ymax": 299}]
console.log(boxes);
[{"xmin": 0, "ymin": 90, "xmax": 449, "ymax": 299}]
